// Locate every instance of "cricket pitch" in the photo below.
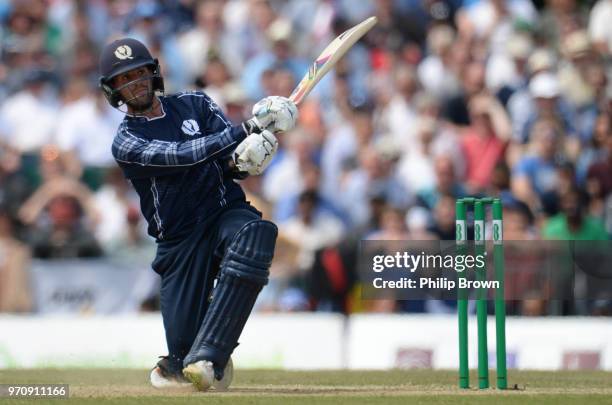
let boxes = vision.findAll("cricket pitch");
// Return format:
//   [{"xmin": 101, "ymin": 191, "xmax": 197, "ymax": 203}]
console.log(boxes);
[{"xmin": 1, "ymin": 369, "xmax": 611, "ymax": 404}]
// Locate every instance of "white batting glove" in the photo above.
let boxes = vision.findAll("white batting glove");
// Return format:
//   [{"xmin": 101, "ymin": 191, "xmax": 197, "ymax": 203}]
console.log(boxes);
[
  {"xmin": 251, "ymin": 96, "xmax": 298, "ymax": 133},
  {"xmin": 234, "ymin": 130, "xmax": 278, "ymax": 175}
]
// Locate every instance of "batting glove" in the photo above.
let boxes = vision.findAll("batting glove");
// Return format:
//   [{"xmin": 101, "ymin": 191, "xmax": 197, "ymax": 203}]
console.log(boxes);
[
  {"xmin": 233, "ymin": 130, "xmax": 278, "ymax": 175},
  {"xmin": 250, "ymin": 96, "xmax": 298, "ymax": 133}
]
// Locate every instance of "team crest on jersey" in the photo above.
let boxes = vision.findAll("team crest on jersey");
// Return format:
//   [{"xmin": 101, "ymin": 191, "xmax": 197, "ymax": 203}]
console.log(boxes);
[
  {"xmin": 181, "ymin": 119, "xmax": 201, "ymax": 136},
  {"xmin": 114, "ymin": 45, "xmax": 134, "ymax": 60}
]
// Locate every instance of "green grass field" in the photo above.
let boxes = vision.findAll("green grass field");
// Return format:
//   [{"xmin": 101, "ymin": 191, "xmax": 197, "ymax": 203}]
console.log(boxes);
[{"xmin": 1, "ymin": 369, "xmax": 611, "ymax": 404}]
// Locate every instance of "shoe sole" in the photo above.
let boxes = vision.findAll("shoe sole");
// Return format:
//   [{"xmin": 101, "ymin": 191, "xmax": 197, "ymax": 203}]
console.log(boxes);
[
  {"xmin": 183, "ymin": 362, "xmax": 213, "ymax": 391},
  {"xmin": 150, "ymin": 367, "xmax": 192, "ymax": 390}
]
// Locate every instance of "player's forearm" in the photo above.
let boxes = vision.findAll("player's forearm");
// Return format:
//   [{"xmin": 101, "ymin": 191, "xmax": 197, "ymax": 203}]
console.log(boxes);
[{"xmin": 113, "ymin": 125, "xmax": 248, "ymax": 167}]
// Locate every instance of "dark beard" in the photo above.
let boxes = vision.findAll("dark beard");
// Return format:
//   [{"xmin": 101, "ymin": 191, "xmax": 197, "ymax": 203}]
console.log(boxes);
[
  {"xmin": 114, "ymin": 75, "xmax": 156, "ymax": 113},
  {"xmin": 125, "ymin": 90, "xmax": 155, "ymax": 112}
]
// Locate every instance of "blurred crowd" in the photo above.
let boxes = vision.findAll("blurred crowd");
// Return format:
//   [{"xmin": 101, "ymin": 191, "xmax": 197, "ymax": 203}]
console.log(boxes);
[{"xmin": 0, "ymin": 0, "xmax": 610, "ymax": 315}]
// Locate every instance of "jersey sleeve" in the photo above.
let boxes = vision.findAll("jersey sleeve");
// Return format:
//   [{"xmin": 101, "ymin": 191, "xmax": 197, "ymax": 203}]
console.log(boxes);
[
  {"xmin": 112, "ymin": 123, "xmax": 247, "ymax": 178},
  {"xmin": 199, "ymin": 92, "xmax": 234, "ymax": 133}
]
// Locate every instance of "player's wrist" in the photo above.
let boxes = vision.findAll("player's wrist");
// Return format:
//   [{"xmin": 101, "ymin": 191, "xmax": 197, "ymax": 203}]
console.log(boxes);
[
  {"xmin": 225, "ymin": 156, "xmax": 249, "ymax": 179},
  {"xmin": 242, "ymin": 118, "xmax": 262, "ymax": 134}
]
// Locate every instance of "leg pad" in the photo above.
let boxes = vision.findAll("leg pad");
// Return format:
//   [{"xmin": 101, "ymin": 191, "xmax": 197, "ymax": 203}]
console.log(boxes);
[{"xmin": 184, "ymin": 220, "xmax": 277, "ymax": 370}]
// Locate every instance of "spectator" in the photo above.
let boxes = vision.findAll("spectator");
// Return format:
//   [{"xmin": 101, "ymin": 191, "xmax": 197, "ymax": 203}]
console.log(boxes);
[
  {"xmin": 3, "ymin": 0, "xmax": 63, "ymax": 57},
  {"xmin": 0, "ymin": 137, "xmax": 32, "ymax": 219},
  {"xmin": 456, "ymin": 0, "xmax": 537, "ymax": 52},
  {"xmin": 417, "ymin": 155, "xmax": 466, "ymax": 211},
  {"xmin": 279, "ymin": 190, "xmax": 345, "ymax": 272},
  {"xmin": 539, "ymin": 0, "xmax": 589, "ymax": 52},
  {"xmin": 428, "ymin": 194, "xmax": 456, "ymax": 240},
  {"xmin": 24, "ymin": 193, "xmax": 103, "ymax": 259},
  {"xmin": 376, "ymin": 65, "xmax": 419, "ymax": 146},
  {"xmin": 176, "ymin": 0, "xmax": 240, "ymax": 85},
  {"xmin": 218, "ymin": 81, "xmax": 250, "ymax": 124},
  {"xmin": 18, "ymin": 153, "xmax": 102, "ymax": 258},
  {"xmin": 518, "ymin": 72, "xmax": 576, "ymax": 144},
  {"xmin": 125, "ymin": 3, "xmax": 186, "ymax": 92},
  {"xmin": 262, "ymin": 128, "xmax": 317, "ymax": 205},
  {"xmin": 0, "ymin": 208, "xmax": 32, "ymax": 312},
  {"xmin": 398, "ymin": 117, "xmax": 459, "ymax": 194},
  {"xmin": 503, "ymin": 196, "xmax": 537, "ymax": 240},
  {"xmin": 460, "ymin": 93, "xmax": 510, "ymax": 193},
  {"xmin": 542, "ymin": 186, "xmax": 608, "ymax": 240},
  {"xmin": 589, "ymin": 0, "xmax": 612, "ymax": 55},
  {"xmin": 368, "ymin": 205, "xmax": 410, "ymax": 240},
  {"xmin": 262, "ymin": 65, "xmax": 297, "ymax": 99},
  {"xmin": 370, "ymin": 0, "xmax": 427, "ymax": 50},
  {"xmin": 308, "ymin": 238, "xmax": 358, "ymax": 313},
  {"xmin": 558, "ymin": 31, "xmax": 597, "ymax": 109},
  {"xmin": 405, "ymin": 206, "xmax": 437, "ymax": 240},
  {"xmin": 197, "ymin": 57, "xmax": 234, "ymax": 109},
  {"xmin": 55, "ymin": 85, "xmax": 124, "ymax": 190},
  {"xmin": 339, "ymin": 147, "xmax": 411, "ymax": 229},
  {"xmin": 0, "ymin": 69, "xmax": 59, "ymax": 156},
  {"xmin": 93, "ymin": 167, "xmax": 143, "ymax": 253},
  {"xmin": 418, "ymin": 25, "xmax": 459, "ymax": 100},
  {"xmin": 275, "ymin": 163, "xmax": 348, "ymax": 226},
  {"xmin": 576, "ymin": 111, "xmax": 610, "ymax": 186},
  {"xmin": 320, "ymin": 102, "xmax": 376, "ymax": 200},
  {"xmin": 506, "ymin": 48, "xmax": 557, "ymax": 148},
  {"xmin": 512, "ymin": 119, "xmax": 564, "ymax": 214},
  {"xmin": 241, "ymin": 17, "xmax": 308, "ymax": 100},
  {"xmin": 442, "ymin": 60, "xmax": 486, "ymax": 126},
  {"xmin": 489, "ymin": 162, "xmax": 512, "ymax": 197},
  {"xmin": 106, "ymin": 205, "xmax": 156, "ymax": 264},
  {"xmin": 557, "ymin": 31, "xmax": 601, "ymax": 144},
  {"xmin": 585, "ymin": 125, "xmax": 612, "ymax": 233},
  {"xmin": 488, "ymin": 32, "xmax": 533, "ymax": 104}
]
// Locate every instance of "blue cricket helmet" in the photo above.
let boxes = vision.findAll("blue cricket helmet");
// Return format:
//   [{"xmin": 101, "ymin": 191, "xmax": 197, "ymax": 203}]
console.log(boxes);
[{"xmin": 98, "ymin": 38, "xmax": 164, "ymax": 107}]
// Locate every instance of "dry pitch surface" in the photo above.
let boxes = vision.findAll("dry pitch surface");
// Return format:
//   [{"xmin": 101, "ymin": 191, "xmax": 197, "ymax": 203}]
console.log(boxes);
[{"xmin": 1, "ymin": 369, "xmax": 611, "ymax": 404}]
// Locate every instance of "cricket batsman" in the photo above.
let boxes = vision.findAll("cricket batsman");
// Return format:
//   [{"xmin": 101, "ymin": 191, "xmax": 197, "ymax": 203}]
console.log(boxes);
[{"xmin": 98, "ymin": 38, "xmax": 297, "ymax": 391}]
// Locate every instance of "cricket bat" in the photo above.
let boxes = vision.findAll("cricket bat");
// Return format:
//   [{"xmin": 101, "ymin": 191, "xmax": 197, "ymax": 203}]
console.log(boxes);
[{"xmin": 289, "ymin": 16, "xmax": 378, "ymax": 105}]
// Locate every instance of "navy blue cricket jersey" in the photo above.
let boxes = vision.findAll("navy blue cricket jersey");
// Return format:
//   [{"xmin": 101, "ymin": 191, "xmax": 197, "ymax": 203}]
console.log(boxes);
[{"xmin": 111, "ymin": 91, "xmax": 249, "ymax": 241}]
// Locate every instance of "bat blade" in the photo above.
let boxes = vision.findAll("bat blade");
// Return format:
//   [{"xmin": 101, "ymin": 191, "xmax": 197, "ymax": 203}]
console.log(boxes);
[{"xmin": 289, "ymin": 16, "xmax": 377, "ymax": 105}]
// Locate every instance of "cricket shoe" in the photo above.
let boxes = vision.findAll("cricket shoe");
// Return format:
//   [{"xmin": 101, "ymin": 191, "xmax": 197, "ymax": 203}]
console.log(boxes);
[
  {"xmin": 150, "ymin": 356, "xmax": 192, "ymax": 389},
  {"xmin": 183, "ymin": 357, "xmax": 234, "ymax": 392}
]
